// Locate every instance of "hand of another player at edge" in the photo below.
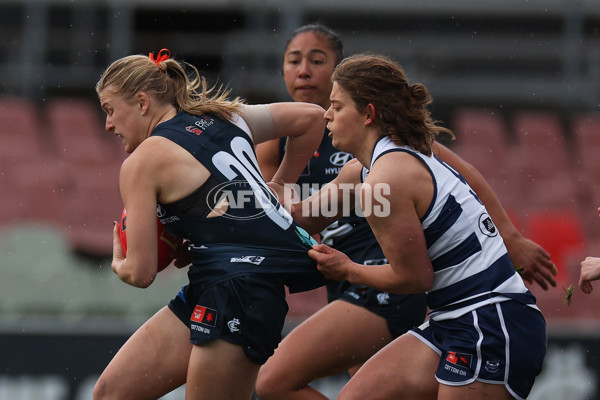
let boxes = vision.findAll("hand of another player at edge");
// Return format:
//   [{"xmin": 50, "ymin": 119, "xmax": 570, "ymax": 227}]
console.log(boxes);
[
  {"xmin": 309, "ymin": 243, "xmax": 354, "ymax": 282},
  {"xmin": 579, "ymin": 256, "xmax": 600, "ymax": 294},
  {"xmin": 505, "ymin": 236, "xmax": 557, "ymax": 290}
]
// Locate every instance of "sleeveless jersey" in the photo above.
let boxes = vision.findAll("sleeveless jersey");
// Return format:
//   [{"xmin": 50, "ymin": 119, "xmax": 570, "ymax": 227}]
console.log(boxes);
[
  {"xmin": 365, "ymin": 136, "xmax": 539, "ymax": 321},
  {"xmin": 152, "ymin": 111, "xmax": 326, "ymax": 293}
]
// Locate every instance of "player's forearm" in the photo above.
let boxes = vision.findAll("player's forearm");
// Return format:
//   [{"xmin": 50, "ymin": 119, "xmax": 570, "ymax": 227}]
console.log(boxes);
[
  {"xmin": 292, "ymin": 199, "xmax": 338, "ymax": 235},
  {"xmin": 347, "ymin": 263, "xmax": 431, "ymax": 294},
  {"xmin": 292, "ymin": 180, "xmax": 348, "ymax": 234},
  {"xmin": 271, "ymin": 108, "xmax": 325, "ymax": 185}
]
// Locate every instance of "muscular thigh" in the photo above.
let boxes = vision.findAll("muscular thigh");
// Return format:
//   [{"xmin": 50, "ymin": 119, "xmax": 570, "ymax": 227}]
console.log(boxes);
[
  {"xmin": 258, "ymin": 300, "xmax": 392, "ymax": 388},
  {"xmin": 438, "ymin": 381, "xmax": 512, "ymax": 400},
  {"xmin": 186, "ymin": 339, "xmax": 260, "ymax": 400},
  {"xmin": 339, "ymin": 333, "xmax": 439, "ymax": 400},
  {"xmin": 96, "ymin": 306, "xmax": 191, "ymax": 399}
]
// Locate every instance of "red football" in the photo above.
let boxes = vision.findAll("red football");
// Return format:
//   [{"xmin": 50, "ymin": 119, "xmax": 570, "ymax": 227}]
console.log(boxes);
[{"xmin": 118, "ymin": 207, "xmax": 182, "ymax": 272}]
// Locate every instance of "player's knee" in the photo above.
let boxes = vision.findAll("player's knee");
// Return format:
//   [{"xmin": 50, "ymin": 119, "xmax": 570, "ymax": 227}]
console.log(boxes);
[
  {"xmin": 255, "ymin": 366, "xmax": 290, "ymax": 399},
  {"xmin": 93, "ymin": 378, "xmax": 118, "ymax": 400},
  {"xmin": 92, "ymin": 379, "xmax": 107, "ymax": 400},
  {"xmin": 254, "ymin": 370, "xmax": 277, "ymax": 399}
]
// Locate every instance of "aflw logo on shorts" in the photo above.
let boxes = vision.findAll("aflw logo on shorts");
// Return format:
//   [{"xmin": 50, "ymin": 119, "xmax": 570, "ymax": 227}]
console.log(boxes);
[
  {"xmin": 446, "ymin": 352, "xmax": 472, "ymax": 368},
  {"xmin": 191, "ymin": 305, "xmax": 217, "ymax": 327}
]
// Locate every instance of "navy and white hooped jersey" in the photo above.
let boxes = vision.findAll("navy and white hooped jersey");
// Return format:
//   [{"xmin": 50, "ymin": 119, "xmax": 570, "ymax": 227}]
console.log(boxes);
[
  {"xmin": 151, "ymin": 111, "xmax": 325, "ymax": 292},
  {"xmin": 364, "ymin": 136, "xmax": 538, "ymax": 321},
  {"xmin": 279, "ymin": 131, "xmax": 374, "ymax": 253}
]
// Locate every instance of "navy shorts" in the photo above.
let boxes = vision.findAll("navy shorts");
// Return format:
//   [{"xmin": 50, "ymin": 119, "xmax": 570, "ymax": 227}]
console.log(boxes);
[
  {"xmin": 338, "ymin": 285, "xmax": 427, "ymax": 338},
  {"xmin": 168, "ymin": 275, "xmax": 288, "ymax": 365},
  {"xmin": 410, "ymin": 301, "xmax": 547, "ymax": 400},
  {"xmin": 328, "ymin": 248, "xmax": 427, "ymax": 339},
  {"xmin": 326, "ymin": 237, "xmax": 387, "ymax": 303}
]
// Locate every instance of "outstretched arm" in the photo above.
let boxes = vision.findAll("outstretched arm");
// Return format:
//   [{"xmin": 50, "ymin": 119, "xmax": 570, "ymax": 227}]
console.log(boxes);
[
  {"xmin": 291, "ymin": 159, "xmax": 362, "ymax": 235},
  {"xmin": 310, "ymin": 153, "xmax": 434, "ymax": 294},
  {"xmin": 434, "ymin": 142, "xmax": 557, "ymax": 290}
]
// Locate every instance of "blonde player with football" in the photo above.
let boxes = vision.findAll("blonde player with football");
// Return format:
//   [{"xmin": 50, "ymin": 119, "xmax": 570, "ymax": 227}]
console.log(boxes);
[{"xmin": 93, "ymin": 49, "xmax": 328, "ymax": 400}]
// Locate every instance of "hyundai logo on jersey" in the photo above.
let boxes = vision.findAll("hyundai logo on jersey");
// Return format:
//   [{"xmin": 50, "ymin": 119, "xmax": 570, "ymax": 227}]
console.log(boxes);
[{"xmin": 329, "ymin": 151, "xmax": 354, "ymax": 166}]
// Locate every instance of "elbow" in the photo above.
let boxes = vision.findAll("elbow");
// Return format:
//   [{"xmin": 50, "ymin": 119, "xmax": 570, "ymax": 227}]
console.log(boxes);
[
  {"xmin": 415, "ymin": 268, "xmax": 434, "ymax": 292},
  {"xmin": 395, "ymin": 277, "xmax": 431, "ymax": 294},
  {"xmin": 414, "ymin": 276, "xmax": 433, "ymax": 293},
  {"xmin": 309, "ymin": 103, "xmax": 326, "ymax": 115},
  {"xmin": 117, "ymin": 265, "xmax": 156, "ymax": 288},
  {"xmin": 366, "ymin": 254, "xmax": 434, "ymax": 294},
  {"xmin": 128, "ymin": 268, "xmax": 156, "ymax": 288},
  {"xmin": 308, "ymin": 105, "xmax": 327, "ymax": 128},
  {"xmin": 394, "ymin": 267, "xmax": 433, "ymax": 293},
  {"xmin": 129, "ymin": 275, "xmax": 155, "ymax": 288}
]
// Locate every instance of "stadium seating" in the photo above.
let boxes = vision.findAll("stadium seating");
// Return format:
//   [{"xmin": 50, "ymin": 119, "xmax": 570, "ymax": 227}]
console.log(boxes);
[
  {"xmin": 511, "ymin": 110, "xmax": 570, "ymax": 176},
  {"xmin": 564, "ymin": 112, "xmax": 600, "ymax": 239},
  {"xmin": 0, "ymin": 97, "xmax": 125, "ymax": 256},
  {"xmin": 452, "ymin": 107, "xmax": 510, "ymax": 148},
  {"xmin": 0, "ymin": 97, "xmax": 68, "ymax": 226},
  {"xmin": 0, "ymin": 159, "xmax": 71, "ymax": 227},
  {"xmin": 58, "ymin": 162, "xmax": 122, "ymax": 256},
  {"xmin": 523, "ymin": 209, "xmax": 586, "ymax": 288},
  {"xmin": 509, "ymin": 110, "xmax": 580, "ymax": 215},
  {"xmin": 572, "ymin": 112, "xmax": 600, "ymax": 149},
  {"xmin": 578, "ymin": 184, "xmax": 600, "ymax": 242},
  {"xmin": 572, "ymin": 112, "xmax": 600, "ymax": 196},
  {"xmin": 0, "ymin": 97, "xmax": 43, "ymax": 161},
  {"xmin": 450, "ymin": 108, "xmax": 524, "ymax": 216},
  {"xmin": 45, "ymin": 97, "xmax": 123, "ymax": 164},
  {"xmin": 43, "ymin": 98, "xmax": 125, "ymax": 256},
  {"xmin": 451, "ymin": 107, "xmax": 511, "ymax": 177}
]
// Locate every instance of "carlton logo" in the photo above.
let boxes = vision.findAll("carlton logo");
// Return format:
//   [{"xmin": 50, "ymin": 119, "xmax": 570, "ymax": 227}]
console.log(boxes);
[{"xmin": 329, "ymin": 152, "xmax": 354, "ymax": 166}]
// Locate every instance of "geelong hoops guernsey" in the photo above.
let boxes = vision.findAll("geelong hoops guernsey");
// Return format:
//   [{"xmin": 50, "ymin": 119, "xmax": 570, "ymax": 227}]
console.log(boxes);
[
  {"xmin": 365, "ymin": 136, "xmax": 539, "ymax": 321},
  {"xmin": 152, "ymin": 111, "xmax": 326, "ymax": 293}
]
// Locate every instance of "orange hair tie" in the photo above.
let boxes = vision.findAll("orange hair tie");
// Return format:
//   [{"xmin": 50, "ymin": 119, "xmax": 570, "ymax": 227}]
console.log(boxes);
[{"xmin": 149, "ymin": 48, "xmax": 171, "ymax": 70}]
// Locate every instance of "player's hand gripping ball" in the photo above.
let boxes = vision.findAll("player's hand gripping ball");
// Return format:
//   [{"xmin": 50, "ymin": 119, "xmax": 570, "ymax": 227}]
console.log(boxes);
[{"xmin": 118, "ymin": 207, "xmax": 182, "ymax": 272}]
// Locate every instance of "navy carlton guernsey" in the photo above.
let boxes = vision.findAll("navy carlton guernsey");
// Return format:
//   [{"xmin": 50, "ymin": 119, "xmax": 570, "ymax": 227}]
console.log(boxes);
[{"xmin": 152, "ymin": 111, "xmax": 326, "ymax": 293}]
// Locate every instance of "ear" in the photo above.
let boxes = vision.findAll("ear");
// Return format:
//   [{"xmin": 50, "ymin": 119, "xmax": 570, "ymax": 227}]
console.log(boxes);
[
  {"xmin": 365, "ymin": 104, "xmax": 376, "ymax": 126},
  {"xmin": 136, "ymin": 92, "xmax": 150, "ymax": 115}
]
